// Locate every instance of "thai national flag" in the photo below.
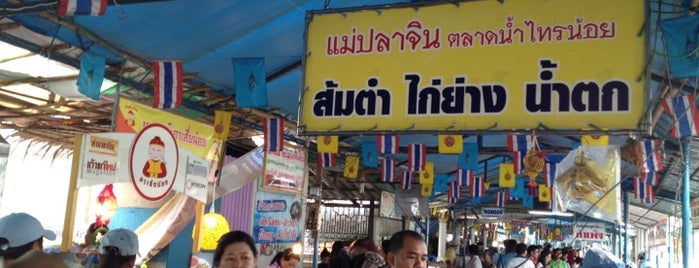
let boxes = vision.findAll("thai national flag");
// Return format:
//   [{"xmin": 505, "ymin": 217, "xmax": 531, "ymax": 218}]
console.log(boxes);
[
  {"xmin": 449, "ymin": 197, "xmax": 459, "ymax": 204},
  {"xmin": 639, "ymin": 140, "xmax": 663, "ymax": 173},
  {"xmin": 263, "ymin": 118, "xmax": 284, "ymax": 152},
  {"xmin": 456, "ymin": 168, "xmax": 473, "ymax": 187},
  {"xmin": 448, "ymin": 181, "xmax": 461, "ymax": 199},
  {"xmin": 643, "ymin": 172, "xmax": 659, "ymax": 186},
  {"xmin": 408, "ymin": 143, "xmax": 426, "ymax": 172},
  {"xmin": 495, "ymin": 192, "xmax": 507, "ymax": 207},
  {"xmin": 318, "ymin": 152, "xmax": 335, "ymax": 168},
  {"xmin": 58, "ymin": 0, "xmax": 107, "ymax": 16},
  {"xmin": 381, "ymin": 159, "xmax": 396, "ymax": 183},
  {"xmin": 662, "ymin": 94, "xmax": 699, "ymax": 138},
  {"xmin": 153, "ymin": 60, "xmax": 183, "ymax": 109},
  {"xmin": 401, "ymin": 171, "xmax": 412, "ymax": 190},
  {"xmin": 472, "ymin": 177, "xmax": 485, "ymax": 197},
  {"xmin": 513, "ymin": 151, "xmax": 524, "ymax": 174},
  {"xmin": 377, "ymin": 135, "xmax": 399, "ymax": 154},
  {"xmin": 507, "ymin": 134, "xmax": 532, "ymax": 152},
  {"xmin": 634, "ymin": 177, "xmax": 655, "ymax": 204},
  {"xmin": 544, "ymin": 162, "xmax": 557, "ymax": 187}
]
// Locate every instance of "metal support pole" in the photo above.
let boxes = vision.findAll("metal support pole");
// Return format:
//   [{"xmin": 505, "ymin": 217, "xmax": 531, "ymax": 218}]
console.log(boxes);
[
  {"xmin": 312, "ymin": 234, "xmax": 319, "ymax": 268},
  {"xmin": 624, "ymin": 191, "xmax": 629, "ymax": 264},
  {"xmin": 682, "ymin": 138, "xmax": 691, "ymax": 268},
  {"xmin": 425, "ymin": 216, "xmax": 430, "ymax": 253}
]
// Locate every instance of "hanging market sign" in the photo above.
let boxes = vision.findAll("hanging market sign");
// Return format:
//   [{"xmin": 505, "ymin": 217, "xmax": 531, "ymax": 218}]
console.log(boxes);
[
  {"xmin": 116, "ymin": 98, "xmax": 219, "ymax": 183},
  {"xmin": 300, "ymin": 0, "xmax": 645, "ymax": 134},
  {"xmin": 262, "ymin": 144, "xmax": 308, "ymax": 195},
  {"xmin": 481, "ymin": 207, "xmax": 504, "ymax": 218},
  {"xmin": 648, "ymin": 218, "xmax": 668, "ymax": 248},
  {"xmin": 77, "ymin": 133, "xmax": 134, "ymax": 187},
  {"xmin": 573, "ymin": 222, "xmax": 606, "ymax": 242},
  {"xmin": 252, "ymin": 191, "xmax": 304, "ymax": 243}
]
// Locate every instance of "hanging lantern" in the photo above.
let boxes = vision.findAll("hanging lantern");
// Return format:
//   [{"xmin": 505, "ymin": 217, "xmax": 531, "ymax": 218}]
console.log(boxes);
[{"xmin": 199, "ymin": 208, "xmax": 230, "ymax": 250}]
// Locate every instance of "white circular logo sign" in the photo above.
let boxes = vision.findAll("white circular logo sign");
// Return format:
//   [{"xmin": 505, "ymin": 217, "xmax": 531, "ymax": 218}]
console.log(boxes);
[{"xmin": 129, "ymin": 123, "xmax": 179, "ymax": 201}]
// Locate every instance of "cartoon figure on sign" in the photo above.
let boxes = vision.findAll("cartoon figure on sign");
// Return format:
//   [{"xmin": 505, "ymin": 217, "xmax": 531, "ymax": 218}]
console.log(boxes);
[
  {"xmin": 142, "ymin": 136, "xmax": 167, "ymax": 178},
  {"xmin": 125, "ymin": 110, "xmax": 135, "ymax": 127}
]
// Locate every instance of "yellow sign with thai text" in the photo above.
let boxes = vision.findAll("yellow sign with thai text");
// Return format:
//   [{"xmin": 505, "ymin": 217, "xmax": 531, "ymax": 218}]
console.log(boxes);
[
  {"xmin": 116, "ymin": 98, "xmax": 216, "ymax": 158},
  {"xmin": 300, "ymin": 0, "xmax": 645, "ymax": 134},
  {"xmin": 116, "ymin": 98, "xmax": 220, "ymax": 185}
]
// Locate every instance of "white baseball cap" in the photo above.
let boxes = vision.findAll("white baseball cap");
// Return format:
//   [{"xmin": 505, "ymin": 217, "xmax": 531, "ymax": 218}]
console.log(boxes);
[
  {"xmin": 0, "ymin": 213, "xmax": 56, "ymax": 248},
  {"xmin": 99, "ymin": 228, "xmax": 139, "ymax": 256}
]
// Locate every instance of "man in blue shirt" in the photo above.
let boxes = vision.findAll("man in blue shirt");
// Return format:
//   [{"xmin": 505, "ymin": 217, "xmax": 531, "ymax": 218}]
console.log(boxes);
[{"xmin": 496, "ymin": 240, "xmax": 518, "ymax": 268}]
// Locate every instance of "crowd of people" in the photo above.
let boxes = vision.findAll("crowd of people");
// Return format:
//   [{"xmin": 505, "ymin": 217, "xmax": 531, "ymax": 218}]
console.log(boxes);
[
  {"xmin": 212, "ymin": 229, "xmax": 430, "ymax": 268},
  {"xmin": 445, "ymin": 239, "xmax": 585, "ymax": 268},
  {"xmin": 0, "ymin": 212, "xmax": 657, "ymax": 268},
  {"xmin": 0, "ymin": 211, "xmax": 433, "ymax": 268}
]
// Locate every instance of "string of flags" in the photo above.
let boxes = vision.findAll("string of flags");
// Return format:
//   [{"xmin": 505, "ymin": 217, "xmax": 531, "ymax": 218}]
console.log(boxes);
[{"xmin": 257, "ymin": 129, "xmax": 670, "ymax": 208}]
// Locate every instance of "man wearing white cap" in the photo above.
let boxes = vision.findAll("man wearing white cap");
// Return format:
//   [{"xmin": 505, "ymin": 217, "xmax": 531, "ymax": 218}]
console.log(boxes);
[
  {"xmin": 98, "ymin": 228, "xmax": 139, "ymax": 268},
  {"xmin": 0, "ymin": 212, "xmax": 65, "ymax": 267}
]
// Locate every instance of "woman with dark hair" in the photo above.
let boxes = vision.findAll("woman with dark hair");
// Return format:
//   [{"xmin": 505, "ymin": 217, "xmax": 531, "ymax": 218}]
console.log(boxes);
[
  {"xmin": 536, "ymin": 249, "xmax": 551, "ymax": 268},
  {"xmin": 97, "ymin": 229, "xmax": 139, "ymax": 268},
  {"xmin": 214, "ymin": 231, "xmax": 258, "ymax": 268},
  {"xmin": 482, "ymin": 248, "xmax": 497, "ymax": 268},
  {"xmin": 267, "ymin": 248, "xmax": 300, "ymax": 268},
  {"xmin": 548, "ymin": 248, "xmax": 567, "ymax": 268},
  {"xmin": 329, "ymin": 241, "xmax": 350, "ymax": 268},
  {"xmin": 349, "ymin": 237, "xmax": 386, "ymax": 268}
]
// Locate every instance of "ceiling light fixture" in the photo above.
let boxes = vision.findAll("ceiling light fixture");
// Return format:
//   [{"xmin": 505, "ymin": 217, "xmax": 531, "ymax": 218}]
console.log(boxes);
[{"xmin": 528, "ymin": 210, "xmax": 574, "ymax": 217}]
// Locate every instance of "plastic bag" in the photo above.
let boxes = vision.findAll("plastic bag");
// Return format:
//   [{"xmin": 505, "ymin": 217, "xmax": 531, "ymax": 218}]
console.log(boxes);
[{"xmin": 554, "ymin": 146, "xmax": 621, "ymax": 223}]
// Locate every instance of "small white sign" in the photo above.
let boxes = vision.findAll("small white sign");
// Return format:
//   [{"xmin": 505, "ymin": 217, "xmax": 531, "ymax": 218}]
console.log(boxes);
[
  {"xmin": 481, "ymin": 207, "xmax": 504, "ymax": 217},
  {"xmin": 573, "ymin": 222, "xmax": 606, "ymax": 242}
]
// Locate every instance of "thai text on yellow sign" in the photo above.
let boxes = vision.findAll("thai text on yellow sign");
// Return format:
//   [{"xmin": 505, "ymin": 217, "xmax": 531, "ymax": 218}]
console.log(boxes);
[
  {"xmin": 116, "ymin": 98, "xmax": 216, "ymax": 160},
  {"xmin": 301, "ymin": 0, "xmax": 645, "ymax": 134}
]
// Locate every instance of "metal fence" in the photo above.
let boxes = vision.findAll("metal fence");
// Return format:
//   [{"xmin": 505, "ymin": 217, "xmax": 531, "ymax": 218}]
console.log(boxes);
[{"xmin": 319, "ymin": 206, "xmax": 371, "ymax": 241}]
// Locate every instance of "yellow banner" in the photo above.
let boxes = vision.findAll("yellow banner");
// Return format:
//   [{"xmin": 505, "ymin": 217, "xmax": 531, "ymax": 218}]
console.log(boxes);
[
  {"xmin": 421, "ymin": 183, "xmax": 433, "ymax": 197},
  {"xmin": 499, "ymin": 163, "xmax": 515, "ymax": 188},
  {"xmin": 344, "ymin": 155, "xmax": 359, "ymax": 179},
  {"xmin": 316, "ymin": 135, "xmax": 339, "ymax": 153},
  {"xmin": 214, "ymin": 110, "xmax": 232, "ymax": 140},
  {"xmin": 539, "ymin": 184, "xmax": 551, "ymax": 202},
  {"xmin": 301, "ymin": 0, "xmax": 645, "ymax": 134},
  {"xmin": 438, "ymin": 134, "xmax": 463, "ymax": 154},
  {"xmin": 419, "ymin": 161, "xmax": 434, "ymax": 185},
  {"xmin": 581, "ymin": 135, "xmax": 609, "ymax": 146}
]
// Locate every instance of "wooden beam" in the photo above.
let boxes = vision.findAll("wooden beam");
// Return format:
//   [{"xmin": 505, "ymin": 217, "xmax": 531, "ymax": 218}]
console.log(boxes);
[
  {"xmin": 0, "ymin": 22, "xmax": 20, "ymax": 31},
  {"xmin": 40, "ymin": 43, "xmax": 72, "ymax": 52},
  {"xmin": 0, "ymin": 73, "xmax": 79, "ymax": 86}
]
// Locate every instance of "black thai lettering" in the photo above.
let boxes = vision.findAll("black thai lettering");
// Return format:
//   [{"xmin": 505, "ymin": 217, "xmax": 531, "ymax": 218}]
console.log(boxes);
[
  {"xmin": 405, "ymin": 74, "xmax": 507, "ymax": 115},
  {"xmin": 312, "ymin": 78, "xmax": 392, "ymax": 117},
  {"xmin": 525, "ymin": 59, "xmax": 631, "ymax": 113}
]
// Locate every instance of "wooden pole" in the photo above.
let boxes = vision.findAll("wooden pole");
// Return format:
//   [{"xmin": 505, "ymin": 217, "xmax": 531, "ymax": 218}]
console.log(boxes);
[{"xmin": 60, "ymin": 134, "xmax": 82, "ymax": 252}]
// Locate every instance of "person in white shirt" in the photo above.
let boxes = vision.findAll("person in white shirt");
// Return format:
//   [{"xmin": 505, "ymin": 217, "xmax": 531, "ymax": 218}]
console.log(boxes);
[
  {"xmin": 505, "ymin": 243, "xmax": 534, "ymax": 268},
  {"xmin": 464, "ymin": 244, "xmax": 482, "ymax": 268}
]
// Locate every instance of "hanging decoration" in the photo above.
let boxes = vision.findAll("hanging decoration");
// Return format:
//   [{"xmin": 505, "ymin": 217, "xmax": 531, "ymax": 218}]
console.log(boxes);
[
  {"xmin": 199, "ymin": 205, "xmax": 230, "ymax": 250},
  {"xmin": 523, "ymin": 135, "xmax": 545, "ymax": 181}
]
